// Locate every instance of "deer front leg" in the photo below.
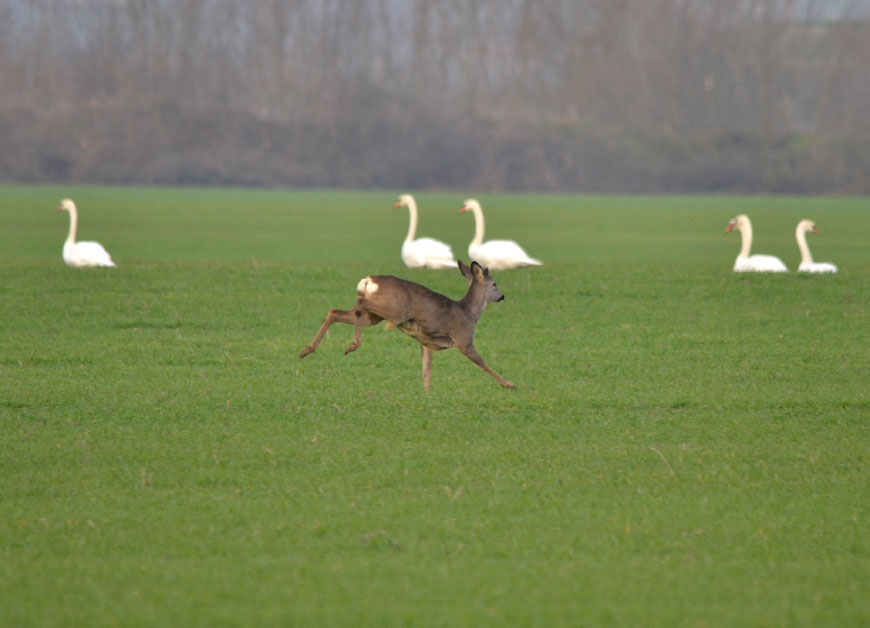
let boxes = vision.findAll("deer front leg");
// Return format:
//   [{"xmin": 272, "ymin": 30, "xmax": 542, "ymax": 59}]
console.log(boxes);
[
  {"xmin": 458, "ymin": 343, "xmax": 516, "ymax": 389},
  {"xmin": 421, "ymin": 345, "xmax": 433, "ymax": 392}
]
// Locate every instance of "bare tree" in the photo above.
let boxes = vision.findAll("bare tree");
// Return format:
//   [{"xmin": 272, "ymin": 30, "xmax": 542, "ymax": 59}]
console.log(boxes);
[{"xmin": 0, "ymin": 0, "xmax": 867, "ymax": 192}]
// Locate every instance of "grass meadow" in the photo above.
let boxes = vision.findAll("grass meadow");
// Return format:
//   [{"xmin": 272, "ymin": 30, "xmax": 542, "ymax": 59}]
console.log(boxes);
[{"xmin": 1, "ymin": 185, "xmax": 869, "ymax": 626}]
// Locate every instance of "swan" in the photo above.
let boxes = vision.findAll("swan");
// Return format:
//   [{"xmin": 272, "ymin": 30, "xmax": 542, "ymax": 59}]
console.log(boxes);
[
  {"xmin": 795, "ymin": 220, "xmax": 837, "ymax": 274},
  {"xmin": 56, "ymin": 199, "xmax": 116, "ymax": 268},
  {"xmin": 458, "ymin": 199, "xmax": 541, "ymax": 270},
  {"xmin": 394, "ymin": 194, "xmax": 457, "ymax": 269},
  {"xmin": 724, "ymin": 214, "xmax": 787, "ymax": 273}
]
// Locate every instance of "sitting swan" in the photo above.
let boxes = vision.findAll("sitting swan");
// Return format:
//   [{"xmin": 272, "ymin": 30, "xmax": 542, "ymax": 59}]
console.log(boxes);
[
  {"xmin": 56, "ymin": 199, "xmax": 116, "ymax": 268},
  {"xmin": 458, "ymin": 199, "xmax": 541, "ymax": 270},
  {"xmin": 796, "ymin": 220, "xmax": 837, "ymax": 274},
  {"xmin": 724, "ymin": 214, "xmax": 787, "ymax": 273},
  {"xmin": 394, "ymin": 194, "xmax": 457, "ymax": 269}
]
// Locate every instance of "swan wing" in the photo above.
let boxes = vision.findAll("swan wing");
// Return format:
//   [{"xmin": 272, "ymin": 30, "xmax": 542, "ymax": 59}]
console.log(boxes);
[
  {"xmin": 471, "ymin": 240, "xmax": 542, "ymax": 270},
  {"xmin": 402, "ymin": 238, "xmax": 456, "ymax": 269},
  {"xmin": 734, "ymin": 254, "xmax": 787, "ymax": 273},
  {"xmin": 67, "ymin": 241, "xmax": 116, "ymax": 267},
  {"xmin": 799, "ymin": 262, "xmax": 837, "ymax": 274}
]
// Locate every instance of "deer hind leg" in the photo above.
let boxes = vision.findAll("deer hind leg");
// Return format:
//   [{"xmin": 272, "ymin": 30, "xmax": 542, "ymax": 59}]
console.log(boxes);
[
  {"xmin": 298, "ymin": 306, "xmax": 382, "ymax": 358},
  {"xmin": 421, "ymin": 346, "xmax": 433, "ymax": 392},
  {"xmin": 298, "ymin": 308, "xmax": 356, "ymax": 358},
  {"xmin": 458, "ymin": 343, "xmax": 516, "ymax": 389},
  {"xmin": 344, "ymin": 297, "xmax": 384, "ymax": 355}
]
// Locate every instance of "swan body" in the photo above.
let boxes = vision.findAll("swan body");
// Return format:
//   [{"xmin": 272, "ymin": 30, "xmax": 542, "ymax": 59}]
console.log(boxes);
[
  {"xmin": 57, "ymin": 198, "xmax": 116, "ymax": 268},
  {"xmin": 796, "ymin": 220, "xmax": 837, "ymax": 274},
  {"xmin": 458, "ymin": 199, "xmax": 542, "ymax": 270},
  {"xmin": 724, "ymin": 214, "xmax": 787, "ymax": 273},
  {"xmin": 394, "ymin": 194, "xmax": 457, "ymax": 269}
]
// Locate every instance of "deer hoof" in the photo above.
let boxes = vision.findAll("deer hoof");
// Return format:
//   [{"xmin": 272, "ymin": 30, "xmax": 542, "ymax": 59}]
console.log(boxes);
[
  {"xmin": 298, "ymin": 345, "xmax": 315, "ymax": 359},
  {"xmin": 344, "ymin": 341, "xmax": 360, "ymax": 355},
  {"xmin": 503, "ymin": 381, "xmax": 517, "ymax": 389}
]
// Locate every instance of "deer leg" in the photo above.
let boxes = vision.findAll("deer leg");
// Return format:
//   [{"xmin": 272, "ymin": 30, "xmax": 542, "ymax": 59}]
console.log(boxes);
[
  {"xmin": 345, "ymin": 298, "xmax": 381, "ymax": 355},
  {"xmin": 457, "ymin": 344, "xmax": 516, "ymax": 389},
  {"xmin": 421, "ymin": 346, "xmax": 433, "ymax": 392},
  {"xmin": 298, "ymin": 306, "xmax": 381, "ymax": 358},
  {"xmin": 345, "ymin": 308, "xmax": 364, "ymax": 354}
]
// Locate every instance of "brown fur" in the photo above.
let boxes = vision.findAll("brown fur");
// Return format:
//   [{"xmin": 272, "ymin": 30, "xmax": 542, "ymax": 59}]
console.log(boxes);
[{"xmin": 298, "ymin": 260, "xmax": 515, "ymax": 391}]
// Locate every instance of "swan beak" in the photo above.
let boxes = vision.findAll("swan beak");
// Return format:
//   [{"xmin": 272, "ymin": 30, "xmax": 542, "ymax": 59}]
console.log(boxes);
[
  {"xmin": 55, "ymin": 205, "xmax": 64, "ymax": 212},
  {"xmin": 393, "ymin": 200, "xmax": 402, "ymax": 209},
  {"xmin": 458, "ymin": 206, "xmax": 467, "ymax": 215},
  {"xmin": 812, "ymin": 226, "xmax": 820, "ymax": 235},
  {"xmin": 724, "ymin": 222, "xmax": 736, "ymax": 233}
]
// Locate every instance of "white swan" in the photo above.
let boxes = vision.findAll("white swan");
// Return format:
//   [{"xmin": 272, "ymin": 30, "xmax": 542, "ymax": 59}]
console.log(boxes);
[
  {"xmin": 796, "ymin": 220, "xmax": 837, "ymax": 274},
  {"xmin": 56, "ymin": 199, "xmax": 116, "ymax": 268},
  {"xmin": 394, "ymin": 194, "xmax": 457, "ymax": 269},
  {"xmin": 458, "ymin": 199, "xmax": 541, "ymax": 270},
  {"xmin": 724, "ymin": 214, "xmax": 787, "ymax": 273}
]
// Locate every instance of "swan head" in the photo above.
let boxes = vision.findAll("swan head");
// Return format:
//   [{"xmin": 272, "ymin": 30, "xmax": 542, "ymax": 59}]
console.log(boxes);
[
  {"xmin": 56, "ymin": 198, "xmax": 76, "ymax": 213},
  {"xmin": 394, "ymin": 194, "xmax": 414, "ymax": 209},
  {"xmin": 458, "ymin": 199, "xmax": 481, "ymax": 215},
  {"xmin": 724, "ymin": 214, "xmax": 749, "ymax": 233},
  {"xmin": 797, "ymin": 219, "xmax": 818, "ymax": 235}
]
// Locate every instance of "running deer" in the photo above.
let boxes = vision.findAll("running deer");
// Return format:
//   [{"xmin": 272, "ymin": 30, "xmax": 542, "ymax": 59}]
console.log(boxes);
[{"xmin": 298, "ymin": 260, "xmax": 515, "ymax": 391}]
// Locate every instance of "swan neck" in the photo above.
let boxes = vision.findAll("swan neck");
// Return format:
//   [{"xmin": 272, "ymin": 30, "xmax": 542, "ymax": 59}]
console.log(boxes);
[
  {"xmin": 738, "ymin": 221, "xmax": 752, "ymax": 259},
  {"xmin": 404, "ymin": 198, "xmax": 418, "ymax": 244},
  {"xmin": 66, "ymin": 205, "xmax": 78, "ymax": 245},
  {"xmin": 470, "ymin": 205, "xmax": 485, "ymax": 247},
  {"xmin": 796, "ymin": 225, "xmax": 813, "ymax": 265}
]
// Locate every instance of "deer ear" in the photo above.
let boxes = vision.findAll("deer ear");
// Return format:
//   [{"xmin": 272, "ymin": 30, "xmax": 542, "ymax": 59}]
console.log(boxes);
[
  {"xmin": 458, "ymin": 260, "xmax": 473, "ymax": 280},
  {"xmin": 471, "ymin": 261, "xmax": 486, "ymax": 281}
]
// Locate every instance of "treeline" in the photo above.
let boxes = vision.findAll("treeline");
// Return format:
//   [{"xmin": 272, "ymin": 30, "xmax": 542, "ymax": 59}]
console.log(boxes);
[{"xmin": 1, "ymin": 0, "xmax": 868, "ymax": 193}]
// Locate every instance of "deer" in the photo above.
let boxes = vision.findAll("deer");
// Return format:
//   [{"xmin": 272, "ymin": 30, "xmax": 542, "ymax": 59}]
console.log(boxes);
[{"xmin": 298, "ymin": 260, "xmax": 515, "ymax": 391}]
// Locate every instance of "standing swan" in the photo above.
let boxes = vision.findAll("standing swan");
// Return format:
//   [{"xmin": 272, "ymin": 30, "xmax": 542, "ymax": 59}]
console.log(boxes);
[
  {"xmin": 458, "ymin": 199, "xmax": 541, "ymax": 270},
  {"xmin": 724, "ymin": 214, "xmax": 787, "ymax": 273},
  {"xmin": 394, "ymin": 194, "xmax": 457, "ymax": 269},
  {"xmin": 795, "ymin": 220, "xmax": 837, "ymax": 274},
  {"xmin": 56, "ymin": 199, "xmax": 116, "ymax": 268}
]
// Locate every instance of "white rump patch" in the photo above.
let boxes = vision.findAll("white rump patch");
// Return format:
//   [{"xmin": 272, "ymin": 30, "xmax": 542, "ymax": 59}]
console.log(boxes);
[{"xmin": 357, "ymin": 276, "xmax": 378, "ymax": 296}]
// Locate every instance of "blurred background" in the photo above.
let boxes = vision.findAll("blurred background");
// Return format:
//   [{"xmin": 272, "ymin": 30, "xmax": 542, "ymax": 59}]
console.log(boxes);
[{"xmin": 1, "ymin": 0, "xmax": 868, "ymax": 193}]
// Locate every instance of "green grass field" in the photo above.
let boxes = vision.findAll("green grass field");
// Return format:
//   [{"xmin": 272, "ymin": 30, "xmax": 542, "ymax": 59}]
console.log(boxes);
[{"xmin": 2, "ymin": 185, "xmax": 869, "ymax": 626}]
